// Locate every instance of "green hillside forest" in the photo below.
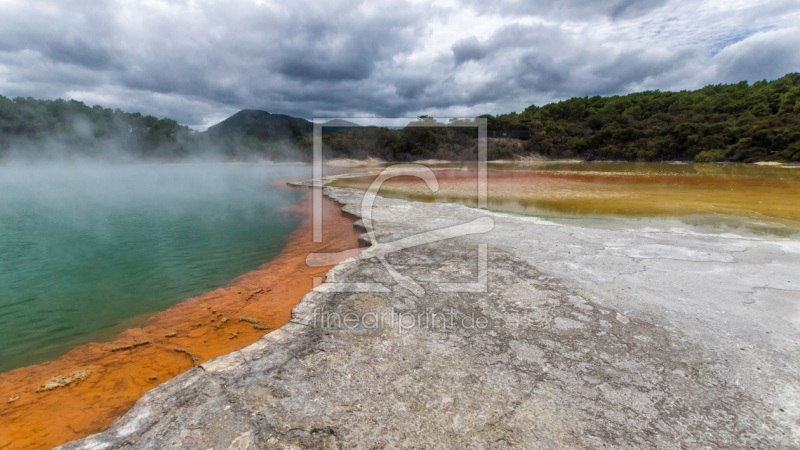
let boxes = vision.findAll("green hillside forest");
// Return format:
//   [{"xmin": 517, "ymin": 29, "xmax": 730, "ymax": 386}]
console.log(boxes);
[
  {"xmin": 0, "ymin": 98, "xmax": 310, "ymax": 161},
  {"xmin": 1, "ymin": 73, "xmax": 798, "ymax": 162},
  {"xmin": 0, "ymin": 95, "xmax": 196, "ymax": 160},
  {"xmin": 321, "ymin": 73, "xmax": 800, "ymax": 162},
  {"xmin": 486, "ymin": 72, "xmax": 800, "ymax": 163}
]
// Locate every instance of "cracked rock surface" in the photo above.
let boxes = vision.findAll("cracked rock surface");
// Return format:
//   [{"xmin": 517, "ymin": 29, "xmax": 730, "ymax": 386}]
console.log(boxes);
[{"xmin": 59, "ymin": 186, "xmax": 800, "ymax": 449}]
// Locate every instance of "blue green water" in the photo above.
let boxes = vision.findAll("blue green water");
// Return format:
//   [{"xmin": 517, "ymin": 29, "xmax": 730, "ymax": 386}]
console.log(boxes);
[{"xmin": 0, "ymin": 163, "xmax": 310, "ymax": 373}]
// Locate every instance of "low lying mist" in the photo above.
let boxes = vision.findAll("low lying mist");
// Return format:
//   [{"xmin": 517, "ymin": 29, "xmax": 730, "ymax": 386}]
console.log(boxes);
[
  {"xmin": 0, "ymin": 162, "xmax": 313, "ymax": 372},
  {"xmin": 0, "ymin": 96, "xmax": 312, "ymax": 164}
]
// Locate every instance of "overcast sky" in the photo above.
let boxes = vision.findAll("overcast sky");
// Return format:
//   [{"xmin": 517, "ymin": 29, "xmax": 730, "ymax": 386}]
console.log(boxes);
[{"xmin": 1, "ymin": 0, "xmax": 798, "ymax": 129}]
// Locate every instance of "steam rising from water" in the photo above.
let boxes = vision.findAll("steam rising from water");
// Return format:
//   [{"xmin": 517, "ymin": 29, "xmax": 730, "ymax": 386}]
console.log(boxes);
[{"xmin": 0, "ymin": 162, "xmax": 310, "ymax": 372}]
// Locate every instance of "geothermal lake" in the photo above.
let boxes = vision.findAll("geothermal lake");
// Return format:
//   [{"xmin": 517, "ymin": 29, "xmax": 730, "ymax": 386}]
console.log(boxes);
[
  {"xmin": 331, "ymin": 162, "xmax": 800, "ymax": 238},
  {"xmin": 0, "ymin": 163, "xmax": 309, "ymax": 373},
  {"xmin": 3, "ymin": 161, "xmax": 798, "ymax": 374}
]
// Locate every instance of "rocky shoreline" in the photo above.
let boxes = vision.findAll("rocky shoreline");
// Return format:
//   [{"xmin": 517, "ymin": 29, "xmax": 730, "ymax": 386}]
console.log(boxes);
[
  {"xmin": 59, "ymin": 183, "xmax": 800, "ymax": 448},
  {"xmin": 0, "ymin": 192, "xmax": 361, "ymax": 450}
]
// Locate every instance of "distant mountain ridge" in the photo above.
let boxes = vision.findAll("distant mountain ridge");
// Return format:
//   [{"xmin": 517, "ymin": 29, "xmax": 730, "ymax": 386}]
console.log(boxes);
[
  {"xmin": 321, "ymin": 119, "xmax": 362, "ymax": 127},
  {"xmin": 206, "ymin": 112, "xmax": 367, "ymax": 137},
  {"xmin": 319, "ymin": 119, "xmax": 367, "ymax": 135},
  {"xmin": 206, "ymin": 109, "xmax": 311, "ymax": 137}
]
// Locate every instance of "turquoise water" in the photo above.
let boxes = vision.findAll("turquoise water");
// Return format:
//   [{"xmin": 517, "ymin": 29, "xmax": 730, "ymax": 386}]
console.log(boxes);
[{"xmin": 0, "ymin": 163, "xmax": 309, "ymax": 373}]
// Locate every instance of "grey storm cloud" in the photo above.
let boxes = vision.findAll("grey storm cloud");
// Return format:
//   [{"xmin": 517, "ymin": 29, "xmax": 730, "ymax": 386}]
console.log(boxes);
[
  {"xmin": 452, "ymin": 37, "xmax": 488, "ymax": 65},
  {"xmin": 465, "ymin": 0, "xmax": 670, "ymax": 20},
  {"xmin": 0, "ymin": 0, "xmax": 797, "ymax": 129}
]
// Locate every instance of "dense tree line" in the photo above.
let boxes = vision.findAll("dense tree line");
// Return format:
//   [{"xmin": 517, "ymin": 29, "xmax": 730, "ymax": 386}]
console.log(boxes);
[
  {"xmin": 314, "ymin": 117, "xmax": 493, "ymax": 161},
  {"xmin": 317, "ymin": 73, "xmax": 800, "ymax": 162},
  {"xmin": 2, "ymin": 73, "xmax": 798, "ymax": 162},
  {"xmin": 482, "ymin": 72, "xmax": 800, "ymax": 162},
  {"xmin": 0, "ymin": 96, "xmax": 198, "ymax": 160},
  {"xmin": 0, "ymin": 97, "xmax": 309, "ymax": 161}
]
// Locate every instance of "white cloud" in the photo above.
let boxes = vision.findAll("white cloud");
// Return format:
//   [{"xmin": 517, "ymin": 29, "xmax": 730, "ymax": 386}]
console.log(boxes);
[
  {"xmin": 713, "ymin": 27, "xmax": 800, "ymax": 84},
  {"xmin": 0, "ymin": 0, "xmax": 797, "ymax": 128}
]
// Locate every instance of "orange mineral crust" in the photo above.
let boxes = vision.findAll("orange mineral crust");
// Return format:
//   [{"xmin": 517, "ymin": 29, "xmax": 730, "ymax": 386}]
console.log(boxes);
[{"xmin": 0, "ymin": 191, "xmax": 362, "ymax": 450}]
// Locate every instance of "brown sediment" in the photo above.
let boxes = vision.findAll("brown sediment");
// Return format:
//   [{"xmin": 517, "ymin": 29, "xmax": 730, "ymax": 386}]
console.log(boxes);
[{"xmin": 0, "ymin": 190, "xmax": 362, "ymax": 450}]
